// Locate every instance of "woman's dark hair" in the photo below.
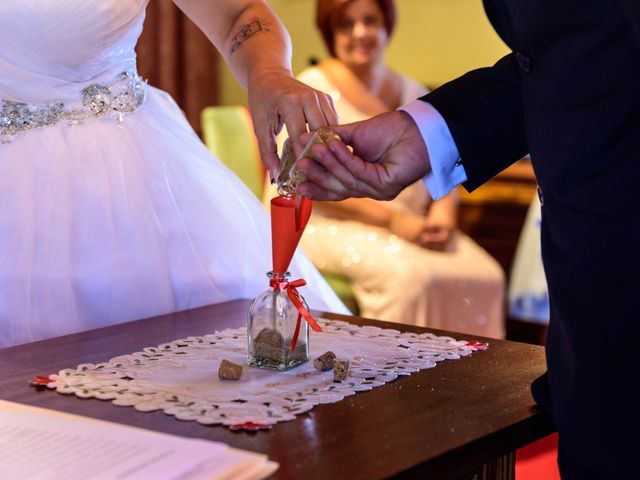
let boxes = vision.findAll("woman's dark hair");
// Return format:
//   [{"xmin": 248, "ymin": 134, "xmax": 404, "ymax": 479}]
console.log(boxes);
[{"xmin": 316, "ymin": 0, "xmax": 396, "ymax": 57}]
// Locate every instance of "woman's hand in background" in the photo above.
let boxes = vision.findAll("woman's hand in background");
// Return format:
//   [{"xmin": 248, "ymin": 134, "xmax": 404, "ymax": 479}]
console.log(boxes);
[
  {"xmin": 418, "ymin": 191, "xmax": 458, "ymax": 251},
  {"xmin": 389, "ymin": 210, "xmax": 453, "ymax": 251},
  {"xmin": 390, "ymin": 189, "xmax": 458, "ymax": 251},
  {"xmin": 417, "ymin": 220, "xmax": 453, "ymax": 251}
]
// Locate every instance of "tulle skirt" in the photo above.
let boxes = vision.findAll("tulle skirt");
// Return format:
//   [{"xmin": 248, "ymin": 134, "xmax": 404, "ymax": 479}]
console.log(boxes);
[{"xmin": 0, "ymin": 87, "xmax": 346, "ymax": 348}]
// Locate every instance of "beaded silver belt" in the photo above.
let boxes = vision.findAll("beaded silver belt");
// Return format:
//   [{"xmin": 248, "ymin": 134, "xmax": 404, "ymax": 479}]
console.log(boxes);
[{"xmin": 0, "ymin": 71, "xmax": 147, "ymax": 144}]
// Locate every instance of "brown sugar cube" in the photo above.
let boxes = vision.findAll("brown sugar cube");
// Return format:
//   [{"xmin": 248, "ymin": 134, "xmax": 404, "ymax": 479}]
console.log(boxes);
[
  {"xmin": 333, "ymin": 359, "xmax": 350, "ymax": 381},
  {"xmin": 218, "ymin": 359, "xmax": 243, "ymax": 380},
  {"xmin": 313, "ymin": 351, "xmax": 336, "ymax": 371}
]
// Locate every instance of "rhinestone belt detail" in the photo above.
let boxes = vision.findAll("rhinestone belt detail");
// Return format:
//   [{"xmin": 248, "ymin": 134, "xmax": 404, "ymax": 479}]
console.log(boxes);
[{"xmin": 1, "ymin": 71, "xmax": 147, "ymax": 144}]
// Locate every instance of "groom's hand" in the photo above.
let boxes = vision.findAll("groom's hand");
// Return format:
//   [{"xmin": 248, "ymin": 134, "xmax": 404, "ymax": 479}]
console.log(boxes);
[{"xmin": 295, "ymin": 111, "xmax": 431, "ymax": 201}]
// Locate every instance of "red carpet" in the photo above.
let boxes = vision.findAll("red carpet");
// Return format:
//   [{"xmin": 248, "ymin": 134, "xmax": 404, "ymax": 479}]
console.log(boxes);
[{"xmin": 515, "ymin": 433, "xmax": 560, "ymax": 480}]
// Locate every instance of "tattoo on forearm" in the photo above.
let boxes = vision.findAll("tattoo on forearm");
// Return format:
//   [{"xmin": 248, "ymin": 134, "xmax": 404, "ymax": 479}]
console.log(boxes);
[{"xmin": 230, "ymin": 19, "xmax": 270, "ymax": 54}]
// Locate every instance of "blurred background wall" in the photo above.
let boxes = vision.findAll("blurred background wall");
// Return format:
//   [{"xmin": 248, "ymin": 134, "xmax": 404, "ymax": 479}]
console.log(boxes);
[
  {"xmin": 137, "ymin": 0, "xmax": 219, "ymax": 135},
  {"xmin": 137, "ymin": 0, "xmax": 510, "ymax": 130},
  {"xmin": 220, "ymin": 0, "xmax": 510, "ymax": 105}
]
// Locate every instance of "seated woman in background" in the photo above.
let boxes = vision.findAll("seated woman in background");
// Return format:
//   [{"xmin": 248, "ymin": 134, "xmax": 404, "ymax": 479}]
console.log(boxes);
[{"xmin": 276, "ymin": 0, "xmax": 506, "ymax": 337}]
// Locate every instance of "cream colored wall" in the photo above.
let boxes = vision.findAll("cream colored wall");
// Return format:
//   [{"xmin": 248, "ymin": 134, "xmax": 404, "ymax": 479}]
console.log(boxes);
[{"xmin": 220, "ymin": 0, "xmax": 509, "ymax": 105}]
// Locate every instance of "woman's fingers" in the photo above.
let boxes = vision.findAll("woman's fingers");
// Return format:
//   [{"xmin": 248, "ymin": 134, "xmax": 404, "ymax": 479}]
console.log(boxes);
[
  {"xmin": 248, "ymin": 73, "xmax": 339, "ymax": 177},
  {"xmin": 278, "ymin": 85, "xmax": 337, "ymax": 154},
  {"xmin": 252, "ymin": 114, "xmax": 280, "ymax": 180},
  {"xmin": 317, "ymin": 92, "xmax": 338, "ymax": 125},
  {"xmin": 301, "ymin": 93, "xmax": 331, "ymax": 131}
]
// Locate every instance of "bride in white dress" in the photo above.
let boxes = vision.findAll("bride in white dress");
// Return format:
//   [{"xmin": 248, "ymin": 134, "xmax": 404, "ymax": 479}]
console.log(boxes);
[{"xmin": 0, "ymin": 0, "xmax": 347, "ymax": 348}]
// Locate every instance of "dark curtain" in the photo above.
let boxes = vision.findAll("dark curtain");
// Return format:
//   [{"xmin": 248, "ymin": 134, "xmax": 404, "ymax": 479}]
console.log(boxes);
[{"xmin": 136, "ymin": 0, "xmax": 219, "ymax": 136}]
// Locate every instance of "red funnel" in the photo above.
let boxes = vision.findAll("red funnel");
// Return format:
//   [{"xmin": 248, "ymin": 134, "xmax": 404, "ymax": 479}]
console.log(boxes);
[{"xmin": 270, "ymin": 195, "xmax": 312, "ymax": 273}]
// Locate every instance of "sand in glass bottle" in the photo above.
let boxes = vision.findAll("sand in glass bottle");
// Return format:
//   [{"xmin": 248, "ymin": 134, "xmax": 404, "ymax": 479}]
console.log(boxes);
[{"xmin": 247, "ymin": 271, "xmax": 309, "ymax": 370}]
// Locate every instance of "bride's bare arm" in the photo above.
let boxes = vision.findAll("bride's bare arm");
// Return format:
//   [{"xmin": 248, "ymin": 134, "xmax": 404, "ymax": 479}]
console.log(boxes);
[{"xmin": 172, "ymin": 0, "xmax": 337, "ymax": 178}]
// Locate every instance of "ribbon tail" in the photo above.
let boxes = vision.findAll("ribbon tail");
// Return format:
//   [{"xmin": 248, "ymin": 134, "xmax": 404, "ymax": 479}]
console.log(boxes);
[
  {"xmin": 290, "ymin": 314, "xmax": 302, "ymax": 352},
  {"xmin": 287, "ymin": 287, "xmax": 323, "ymax": 332},
  {"xmin": 283, "ymin": 280, "xmax": 323, "ymax": 352}
]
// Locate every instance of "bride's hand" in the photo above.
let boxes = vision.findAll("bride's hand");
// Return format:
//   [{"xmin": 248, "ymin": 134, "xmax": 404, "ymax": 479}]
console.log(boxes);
[
  {"xmin": 172, "ymin": 0, "xmax": 337, "ymax": 178},
  {"xmin": 247, "ymin": 68, "xmax": 337, "ymax": 180}
]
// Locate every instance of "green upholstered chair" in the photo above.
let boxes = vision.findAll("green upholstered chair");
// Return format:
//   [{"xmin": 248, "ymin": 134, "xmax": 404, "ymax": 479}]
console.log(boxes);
[
  {"xmin": 201, "ymin": 105, "xmax": 264, "ymax": 199},
  {"xmin": 322, "ymin": 272, "xmax": 359, "ymax": 314},
  {"xmin": 200, "ymin": 105, "xmax": 359, "ymax": 314}
]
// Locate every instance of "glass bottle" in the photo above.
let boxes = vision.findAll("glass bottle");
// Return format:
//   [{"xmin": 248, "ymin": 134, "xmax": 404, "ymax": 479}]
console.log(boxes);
[
  {"xmin": 276, "ymin": 128, "xmax": 341, "ymax": 197},
  {"xmin": 247, "ymin": 271, "xmax": 309, "ymax": 370}
]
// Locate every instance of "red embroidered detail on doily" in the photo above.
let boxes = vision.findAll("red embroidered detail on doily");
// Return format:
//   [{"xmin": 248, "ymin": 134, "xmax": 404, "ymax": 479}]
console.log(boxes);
[
  {"xmin": 463, "ymin": 340, "xmax": 489, "ymax": 351},
  {"xmin": 229, "ymin": 422, "xmax": 272, "ymax": 431},
  {"xmin": 29, "ymin": 375, "xmax": 54, "ymax": 388}
]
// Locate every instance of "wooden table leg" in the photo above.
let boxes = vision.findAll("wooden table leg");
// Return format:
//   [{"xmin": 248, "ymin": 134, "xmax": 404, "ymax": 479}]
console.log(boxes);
[
  {"xmin": 457, "ymin": 451, "xmax": 516, "ymax": 480},
  {"xmin": 479, "ymin": 451, "xmax": 516, "ymax": 480}
]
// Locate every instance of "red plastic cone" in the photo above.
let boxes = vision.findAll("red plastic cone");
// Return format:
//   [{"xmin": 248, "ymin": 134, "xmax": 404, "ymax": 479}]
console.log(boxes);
[{"xmin": 270, "ymin": 195, "xmax": 312, "ymax": 273}]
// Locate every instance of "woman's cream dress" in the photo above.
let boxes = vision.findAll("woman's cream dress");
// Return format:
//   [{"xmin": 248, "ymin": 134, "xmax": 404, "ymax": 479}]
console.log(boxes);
[{"xmin": 292, "ymin": 66, "xmax": 505, "ymax": 338}]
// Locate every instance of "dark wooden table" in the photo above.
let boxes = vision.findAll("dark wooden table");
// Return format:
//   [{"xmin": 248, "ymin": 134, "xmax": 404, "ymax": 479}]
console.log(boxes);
[{"xmin": 0, "ymin": 300, "xmax": 555, "ymax": 480}]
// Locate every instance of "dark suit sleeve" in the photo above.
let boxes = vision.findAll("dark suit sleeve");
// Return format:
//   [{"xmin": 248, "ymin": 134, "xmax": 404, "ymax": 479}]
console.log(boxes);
[
  {"xmin": 423, "ymin": 54, "xmax": 528, "ymax": 192},
  {"xmin": 618, "ymin": 0, "xmax": 640, "ymax": 46}
]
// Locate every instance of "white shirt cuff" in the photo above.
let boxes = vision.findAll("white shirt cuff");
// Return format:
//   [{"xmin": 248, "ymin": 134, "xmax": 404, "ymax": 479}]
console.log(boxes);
[{"xmin": 399, "ymin": 100, "xmax": 467, "ymax": 200}]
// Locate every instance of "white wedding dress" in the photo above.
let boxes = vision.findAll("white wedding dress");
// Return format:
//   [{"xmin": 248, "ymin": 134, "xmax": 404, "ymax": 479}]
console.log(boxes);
[{"xmin": 0, "ymin": 0, "xmax": 346, "ymax": 348}]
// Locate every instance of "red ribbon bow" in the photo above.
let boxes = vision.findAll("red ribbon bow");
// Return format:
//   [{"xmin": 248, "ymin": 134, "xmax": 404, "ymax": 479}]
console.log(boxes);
[{"xmin": 269, "ymin": 276, "xmax": 322, "ymax": 351}]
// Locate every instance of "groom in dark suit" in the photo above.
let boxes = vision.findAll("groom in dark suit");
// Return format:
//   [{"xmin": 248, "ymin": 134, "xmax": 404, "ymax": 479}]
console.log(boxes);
[{"xmin": 295, "ymin": 1, "xmax": 640, "ymax": 478}]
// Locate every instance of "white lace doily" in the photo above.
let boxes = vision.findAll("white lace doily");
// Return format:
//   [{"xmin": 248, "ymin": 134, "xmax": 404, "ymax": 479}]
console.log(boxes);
[{"xmin": 41, "ymin": 319, "xmax": 487, "ymax": 429}]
